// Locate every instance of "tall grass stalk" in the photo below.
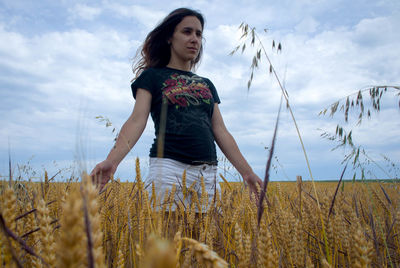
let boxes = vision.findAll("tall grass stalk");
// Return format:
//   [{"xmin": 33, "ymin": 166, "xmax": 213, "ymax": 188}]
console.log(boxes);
[{"xmin": 233, "ymin": 22, "xmax": 331, "ymax": 262}]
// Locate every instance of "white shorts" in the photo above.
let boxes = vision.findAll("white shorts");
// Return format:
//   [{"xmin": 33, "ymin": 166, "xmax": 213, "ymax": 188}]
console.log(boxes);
[{"xmin": 145, "ymin": 157, "xmax": 220, "ymax": 211}]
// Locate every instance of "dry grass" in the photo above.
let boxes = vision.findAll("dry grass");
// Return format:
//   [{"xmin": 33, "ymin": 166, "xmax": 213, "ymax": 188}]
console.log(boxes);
[{"xmin": 1, "ymin": 163, "xmax": 400, "ymax": 267}]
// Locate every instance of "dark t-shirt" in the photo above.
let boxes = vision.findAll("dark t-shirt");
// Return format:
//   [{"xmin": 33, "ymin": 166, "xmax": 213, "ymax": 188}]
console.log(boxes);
[{"xmin": 131, "ymin": 67, "xmax": 220, "ymax": 165}]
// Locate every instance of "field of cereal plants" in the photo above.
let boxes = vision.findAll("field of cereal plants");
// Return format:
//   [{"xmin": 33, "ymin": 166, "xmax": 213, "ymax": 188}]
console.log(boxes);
[{"xmin": 1, "ymin": 159, "xmax": 400, "ymax": 267}]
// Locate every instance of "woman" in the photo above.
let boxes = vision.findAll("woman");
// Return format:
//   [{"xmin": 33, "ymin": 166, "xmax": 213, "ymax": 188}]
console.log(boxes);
[{"xmin": 91, "ymin": 8, "xmax": 261, "ymax": 208}]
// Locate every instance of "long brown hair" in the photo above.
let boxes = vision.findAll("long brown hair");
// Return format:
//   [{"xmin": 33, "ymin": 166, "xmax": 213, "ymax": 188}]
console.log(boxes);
[{"xmin": 132, "ymin": 8, "xmax": 205, "ymax": 78}]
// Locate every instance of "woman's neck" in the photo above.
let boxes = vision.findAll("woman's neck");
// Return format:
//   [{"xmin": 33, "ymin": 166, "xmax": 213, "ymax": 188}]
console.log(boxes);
[{"xmin": 167, "ymin": 60, "xmax": 191, "ymax": 72}]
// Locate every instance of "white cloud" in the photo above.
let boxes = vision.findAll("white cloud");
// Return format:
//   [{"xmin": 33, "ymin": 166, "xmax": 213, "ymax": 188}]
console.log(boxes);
[
  {"xmin": 195, "ymin": 8, "xmax": 400, "ymax": 180},
  {"xmin": 352, "ymin": 16, "xmax": 399, "ymax": 46},
  {"xmin": 270, "ymin": 15, "xmax": 400, "ymax": 106},
  {"xmin": 106, "ymin": 3, "xmax": 166, "ymax": 29},
  {"xmin": 295, "ymin": 17, "xmax": 319, "ymax": 34},
  {"xmin": 69, "ymin": 4, "xmax": 102, "ymax": 21},
  {"xmin": 0, "ymin": 24, "xmax": 137, "ymax": 158}
]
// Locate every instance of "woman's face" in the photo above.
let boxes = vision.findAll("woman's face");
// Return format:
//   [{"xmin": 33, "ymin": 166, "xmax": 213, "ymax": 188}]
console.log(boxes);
[{"xmin": 168, "ymin": 16, "xmax": 203, "ymax": 66}]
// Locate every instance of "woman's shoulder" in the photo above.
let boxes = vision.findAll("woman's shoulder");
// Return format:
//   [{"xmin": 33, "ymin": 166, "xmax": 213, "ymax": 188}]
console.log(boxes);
[
  {"xmin": 135, "ymin": 67, "xmax": 214, "ymax": 83},
  {"xmin": 138, "ymin": 67, "xmax": 158, "ymax": 76},
  {"xmin": 132, "ymin": 67, "xmax": 161, "ymax": 83},
  {"xmin": 139, "ymin": 66, "xmax": 175, "ymax": 78}
]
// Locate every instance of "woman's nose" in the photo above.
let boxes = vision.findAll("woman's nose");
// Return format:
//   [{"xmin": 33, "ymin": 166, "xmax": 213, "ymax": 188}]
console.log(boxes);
[{"xmin": 190, "ymin": 33, "xmax": 200, "ymax": 43}]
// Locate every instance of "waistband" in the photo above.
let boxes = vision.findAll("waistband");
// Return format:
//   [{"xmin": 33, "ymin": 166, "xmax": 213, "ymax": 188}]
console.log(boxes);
[
  {"xmin": 190, "ymin": 160, "xmax": 218, "ymax": 166},
  {"xmin": 149, "ymin": 157, "xmax": 217, "ymax": 167}
]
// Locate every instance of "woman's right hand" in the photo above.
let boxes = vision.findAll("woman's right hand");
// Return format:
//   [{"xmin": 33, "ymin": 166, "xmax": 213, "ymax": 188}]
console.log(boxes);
[
  {"xmin": 90, "ymin": 160, "xmax": 117, "ymax": 192},
  {"xmin": 89, "ymin": 88, "xmax": 151, "ymax": 192}
]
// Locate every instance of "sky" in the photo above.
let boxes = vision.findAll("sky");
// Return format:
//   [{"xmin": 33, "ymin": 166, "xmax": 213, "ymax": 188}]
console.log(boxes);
[{"xmin": 1, "ymin": 0, "xmax": 399, "ymax": 183}]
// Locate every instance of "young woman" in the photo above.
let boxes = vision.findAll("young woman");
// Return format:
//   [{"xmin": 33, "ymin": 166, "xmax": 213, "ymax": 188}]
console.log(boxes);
[{"xmin": 91, "ymin": 8, "xmax": 261, "ymax": 207}]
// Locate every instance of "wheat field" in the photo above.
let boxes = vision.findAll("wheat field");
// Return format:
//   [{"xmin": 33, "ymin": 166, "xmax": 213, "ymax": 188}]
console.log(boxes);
[{"xmin": 1, "ymin": 159, "xmax": 400, "ymax": 267}]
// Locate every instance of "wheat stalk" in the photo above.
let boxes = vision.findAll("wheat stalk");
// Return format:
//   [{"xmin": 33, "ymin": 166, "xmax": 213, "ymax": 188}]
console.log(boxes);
[{"xmin": 56, "ymin": 188, "xmax": 87, "ymax": 268}]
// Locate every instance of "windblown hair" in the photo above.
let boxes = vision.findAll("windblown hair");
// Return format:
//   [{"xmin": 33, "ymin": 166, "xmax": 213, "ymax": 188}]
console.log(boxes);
[{"xmin": 132, "ymin": 8, "xmax": 205, "ymax": 78}]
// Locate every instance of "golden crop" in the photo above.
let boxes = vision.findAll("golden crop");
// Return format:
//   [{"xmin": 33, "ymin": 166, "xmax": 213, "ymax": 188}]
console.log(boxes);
[{"xmin": 1, "ymin": 160, "xmax": 400, "ymax": 267}]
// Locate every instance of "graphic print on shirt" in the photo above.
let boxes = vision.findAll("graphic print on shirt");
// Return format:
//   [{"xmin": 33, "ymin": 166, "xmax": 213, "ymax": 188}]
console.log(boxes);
[{"xmin": 162, "ymin": 73, "xmax": 213, "ymax": 109}]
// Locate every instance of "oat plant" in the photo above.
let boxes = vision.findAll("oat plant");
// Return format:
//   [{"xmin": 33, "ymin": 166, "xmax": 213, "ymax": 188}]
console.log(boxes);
[
  {"xmin": 230, "ymin": 22, "xmax": 331, "ymax": 263},
  {"xmin": 319, "ymin": 85, "xmax": 400, "ymax": 181}
]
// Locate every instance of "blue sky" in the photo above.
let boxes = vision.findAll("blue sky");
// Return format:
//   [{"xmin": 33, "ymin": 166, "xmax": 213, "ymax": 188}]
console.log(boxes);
[{"xmin": 1, "ymin": 0, "xmax": 399, "ymax": 182}]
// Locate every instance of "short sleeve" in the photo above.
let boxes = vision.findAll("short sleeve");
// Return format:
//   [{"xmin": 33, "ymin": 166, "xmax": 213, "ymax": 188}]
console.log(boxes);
[
  {"xmin": 131, "ymin": 69, "xmax": 154, "ymax": 99},
  {"xmin": 205, "ymin": 78, "xmax": 221, "ymax": 104}
]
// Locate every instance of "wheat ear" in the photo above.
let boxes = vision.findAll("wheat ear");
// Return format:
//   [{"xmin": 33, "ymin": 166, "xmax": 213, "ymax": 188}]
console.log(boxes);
[
  {"xmin": 82, "ymin": 174, "xmax": 106, "ymax": 268},
  {"xmin": 257, "ymin": 222, "xmax": 278, "ymax": 268},
  {"xmin": 181, "ymin": 237, "xmax": 228, "ymax": 268},
  {"xmin": 36, "ymin": 199, "xmax": 56, "ymax": 267},
  {"xmin": 56, "ymin": 189, "xmax": 87, "ymax": 268}
]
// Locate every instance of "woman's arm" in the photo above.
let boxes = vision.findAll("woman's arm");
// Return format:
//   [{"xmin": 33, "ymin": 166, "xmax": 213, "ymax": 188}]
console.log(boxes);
[
  {"xmin": 91, "ymin": 88, "xmax": 152, "ymax": 190},
  {"xmin": 211, "ymin": 103, "xmax": 262, "ymax": 196}
]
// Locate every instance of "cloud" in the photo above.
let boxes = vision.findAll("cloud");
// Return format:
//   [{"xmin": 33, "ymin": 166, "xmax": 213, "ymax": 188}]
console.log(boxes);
[
  {"xmin": 0, "ymin": 23, "xmax": 137, "ymax": 158},
  {"xmin": 353, "ymin": 13, "xmax": 400, "ymax": 44},
  {"xmin": 68, "ymin": 4, "xmax": 102, "ymax": 21},
  {"xmin": 106, "ymin": 3, "xmax": 166, "ymax": 29},
  {"xmin": 196, "ymin": 9, "xmax": 400, "ymax": 180},
  {"xmin": 295, "ymin": 17, "xmax": 319, "ymax": 34},
  {"xmin": 195, "ymin": 8, "xmax": 400, "ymax": 177},
  {"xmin": 272, "ymin": 15, "xmax": 400, "ymax": 105}
]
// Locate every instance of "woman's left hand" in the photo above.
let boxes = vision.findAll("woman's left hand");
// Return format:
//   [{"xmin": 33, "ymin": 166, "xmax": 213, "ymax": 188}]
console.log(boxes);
[{"xmin": 243, "ymin": 173, "xmax": 262, "ymax": 200}]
